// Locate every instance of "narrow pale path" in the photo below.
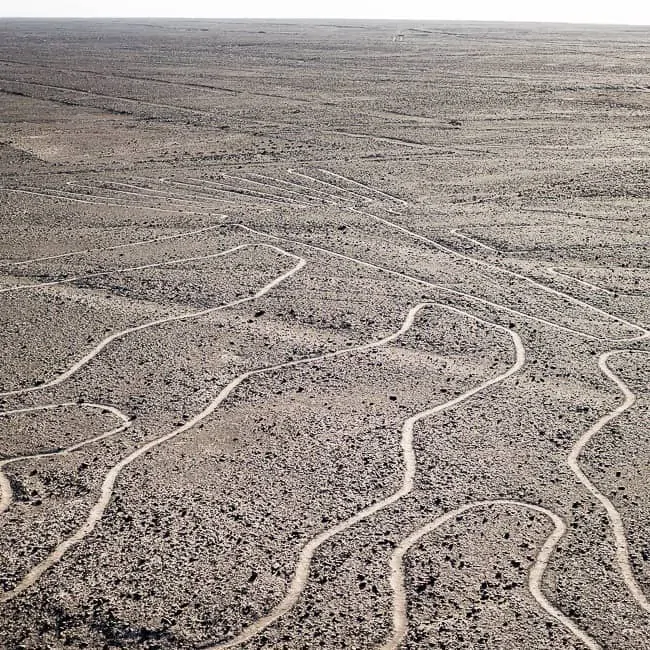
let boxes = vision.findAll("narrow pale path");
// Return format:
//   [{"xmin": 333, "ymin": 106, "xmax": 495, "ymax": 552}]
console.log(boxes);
[
  {"xmin": 235, "ymin": 223, "xmax": 646, "ymax": 343},
  {"xmin": 0, "ymin": 243, "xmax": 303, "ymax": 397},
  {"xmin": 0, "ymin": 223, "xmax": 224, "ymax": 268},
  {"xmin": 547, "ymin": 267, "xmax": 616, "ymax": 296},
  {"xmin": 450, "ymin": 228, "xmax": 502, "ymax": 253},
  {"xmin": 205, "ymin": 303, "xmax": 524, "ymax": 649},
  {"xmin": 0, "ymin": 244, "xmax": 250, "ymax": 294},
  {"xmin": 380, "ymin": 499, "xmax": 600, "ymax": 650},
  {"xmin": 568, "ymin": 350, "xmax": 650, "ymax": 613},
  {"xmin": 0, "ymin": 253, "xmax": 305, "ymax": 603},
  {"xmin": 0, "ymin": 402, "xmax": 131, "ymax": 515},
  {"xmin": 286, "ymin": 168, "xmax": 647, "ymax": 337}
]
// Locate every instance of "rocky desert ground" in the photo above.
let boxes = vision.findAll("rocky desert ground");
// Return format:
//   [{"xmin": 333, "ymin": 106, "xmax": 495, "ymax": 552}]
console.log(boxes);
[{"xmin": 0, "ymin": 18, "xmax": 649, "ymax": 650}]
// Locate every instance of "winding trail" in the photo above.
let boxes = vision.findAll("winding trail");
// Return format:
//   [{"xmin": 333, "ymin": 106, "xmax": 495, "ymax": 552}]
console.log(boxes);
[
  {"xmin": 235, "ymin": 223, "xmax": 646, "ymax": 343},
  {"xmin": 0, "ymin": 223, "xmax": 224, "ymax": 268},
  {"xmin": 380, "ymin": 499, "xmax": 600, "ymax": 650},
  {"xmin": 0, "ymin": 243, "xmax": 303, "ymax": 397},
  {"xmin": 205, "ymin": 302, "xmax": 525, "ymax": 650},
  {"xmin": 0, "ymin": 251, "xmax": 305, "ymax": 603},
  {"xmin": 568, "ymin": 350, "xmax": 650, "ymax": 613},
  {"xmin": 0, "ymin": 402, "xmax": 131, "ymax": 515},
  {"xmin": 287, "ymin": 168, "xmax": 648, "ymax": 337},
  {"xmin": 0, "ymin": 244, "xmax": 251, "ymax": 295}
]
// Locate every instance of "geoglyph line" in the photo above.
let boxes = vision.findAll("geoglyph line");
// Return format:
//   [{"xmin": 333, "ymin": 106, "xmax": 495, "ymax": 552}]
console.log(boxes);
[
  {"xmin": 219, "ymin": 173, "xmax": 335, "ymax": 204},
  {"xmin": 568, "ymin": 350, "xmax": 650, "ymax": 614},
  {"xmin": 287, "ymin": 168, "xmax": 374, "ymax": 203},
  {"xmin": 450, "ymin": 228, "xmax": 503, "ymax": 253},
  {"xmin": 185, "ymin": 177, "xmax": 312, "ymax": 208},
  {"xmin": 0, "ymin": 402, "xmax": 131, "ymax": 515},
  {"xmin": 0, "ymin": 249, "xmax": 305, "ymax": 603},
  {"xmin": 0, "ymin": 186, "xmax": 212, "ymax": 213},
  {"xmin": 316, "ymin": 167, "xmax": 409, "ymax": 206},
  {"xmin": 159, "ymin": 178, "xmax": 301, "ymax": 208},
  {"xmin": 0, "ymin": 244, "xmax": 250, "ymax": 294},
  {"xmin": 234, "ymin": 223, "xmax": 646, "ymax": 343},
  {"xmin": 380, "ymin": 499, "xmax": 600, "ymax": 650},
  {"xmin": 546, "ymin": 267, "xmax": 615, "ymax": 296},
  {"xmin": 248, "ymin": 171, "xmax": 355, "ymax": 204},
  {"xmin": 289, "ymin": 169, "xmax": 647, "ymax": 339},
  {"xmin": 0, "ymin": 223, "xmax": 225, "ymax": 268},
  {"xmin": 0, "ymin": 243, "xmax": 302, "ymax": 397},
  {"xmin": 205, "ymin": 302, "xmax": 525, "ymax": 649},
  {"xmin": 66, "ymin": 181, "xmax": 222, "ymax": 208}
]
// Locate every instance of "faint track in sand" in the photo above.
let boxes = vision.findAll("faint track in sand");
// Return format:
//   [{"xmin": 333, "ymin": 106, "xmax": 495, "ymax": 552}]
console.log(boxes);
[
  {"xmin": 0, "ymin": 187, "xmax": 212, "ymax": 213},
  {"xmin": 66, "ymin": 181, "xmax": 225, "ymax": 208},
  {"xmin": 546, "ymin": 267, "xmax": 616, "ymax": 296},
  {"xmin": 247, "ymin": 171, "xmax": 357, "ymax": 204},
  {"xmin": 160, "ymin": 178, "xmax": 304, "ymax": 208},
  {"xmin": 0, "ymin": 402, "xmax": 131, "ymax": 516},
  {"xmin": 0, "ymin": 243, "xmax": 303, "ymax": 397},
  {"xmin": 0, "ymin": 244, "xmax": 251, "ymax": 295},
  {"xmin": 205, "ymin": 302, "xmax": 525, "ymax": 649},
  {"xmin": 185, "ymin": 177, "xmax": 312, "ymax": 208},
  {"xmin": 0, "ymin": 251, "xmax": 305, "ymax": 603},
  {"xmin": 0, "ymin": 223, "xmax": 225, "ymax": 268},
  {"xmin": 288, "ymin": 169, "xmax": 648, "ymax": 339},
  {"xmin": 235, "ymin": 223, "xmax": 646, "ymax": 343},
  {"xmin": 568, "ymin": 350, "xmax": 650, "ymax": 614},
  {"xmin": 315, "ymin": 167, "xmax": 409, "ymax": 206},
  {"xmin": 380, "ymin": 499, "xmax": 600, "ymax": 650},
  {"xmin": 450, "ymin": 228, "xmax": 503, "ymax": 254}
]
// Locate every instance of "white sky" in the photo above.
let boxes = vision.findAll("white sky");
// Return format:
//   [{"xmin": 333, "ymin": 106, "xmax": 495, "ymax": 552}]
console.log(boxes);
[{"xmin": 2, "ymin": 0, "xmax": 650, "ymax": 25}]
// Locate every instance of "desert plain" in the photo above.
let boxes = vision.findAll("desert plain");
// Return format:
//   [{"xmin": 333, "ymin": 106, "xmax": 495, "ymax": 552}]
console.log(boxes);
[{"xmin": 0, "ymin": 18, "xmax": 649, "ymax": 650}]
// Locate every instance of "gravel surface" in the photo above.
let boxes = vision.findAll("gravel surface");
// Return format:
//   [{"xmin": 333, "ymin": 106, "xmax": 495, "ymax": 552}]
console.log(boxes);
[{"xmin": 1, "ymin": 18, "xmax": 649, "ymax": 650}]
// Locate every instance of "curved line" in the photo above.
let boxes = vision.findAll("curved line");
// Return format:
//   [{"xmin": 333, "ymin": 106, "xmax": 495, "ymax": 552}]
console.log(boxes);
[
  {"xmin": 381, "ymin": 499, "xmax": 600, "ymax": 650},
  {"xmin": 0, "ymin": 244, "xmax": 250, "ymax": 294},
  {"xmin": 0, "ymin": 255, "xmax": 306, "ymax": 603},
  {"xmin": 0, "ymin": 402, "xmax": 131, "ymax": 515},
  {"xmin": 234, "ymin": 222, "xmax": 647, "ymax": 343},
  {"xmin": 0, "ymin": 243, "xmax": 302, "ymax": 397},
  {"xmin": 204, "ymin": 303, "xmax": 524, "ymax": 649},
  {"xmin": 0, "ymin": 223, "xmax": 226, "ymax": 268},
  {"xmin": 568, "ymin": 350, "xmax": 650, "ymax": 613}
]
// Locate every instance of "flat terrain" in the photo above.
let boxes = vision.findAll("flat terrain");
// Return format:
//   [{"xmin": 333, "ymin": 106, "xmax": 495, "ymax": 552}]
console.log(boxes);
[{"xmin": 0, "ymin": 18, "xmax": 649, "ymax": 650}]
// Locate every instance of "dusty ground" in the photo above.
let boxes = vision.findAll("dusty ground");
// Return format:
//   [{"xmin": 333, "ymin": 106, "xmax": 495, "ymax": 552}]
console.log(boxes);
[{"xmin": 1, "ymin": 18, "xmax": 649, "ymax": 650}]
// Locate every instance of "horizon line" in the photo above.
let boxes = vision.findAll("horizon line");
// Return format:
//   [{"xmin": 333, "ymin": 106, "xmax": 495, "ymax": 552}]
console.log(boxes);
[{"xmin": 1, "ymin": 16, "xmax": 650, "ymax": 27}]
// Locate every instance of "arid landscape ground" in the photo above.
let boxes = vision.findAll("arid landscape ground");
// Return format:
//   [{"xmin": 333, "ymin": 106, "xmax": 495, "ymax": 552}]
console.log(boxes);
[{"xmin": 0, "ymin": 18, "xmax": 649, "ymax": 650}]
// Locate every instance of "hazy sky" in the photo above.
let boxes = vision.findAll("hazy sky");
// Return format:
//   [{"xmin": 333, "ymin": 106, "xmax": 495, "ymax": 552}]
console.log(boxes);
[{"xmin": 2, "ymin": 0, "xmax": 650, "ymax": 25}]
